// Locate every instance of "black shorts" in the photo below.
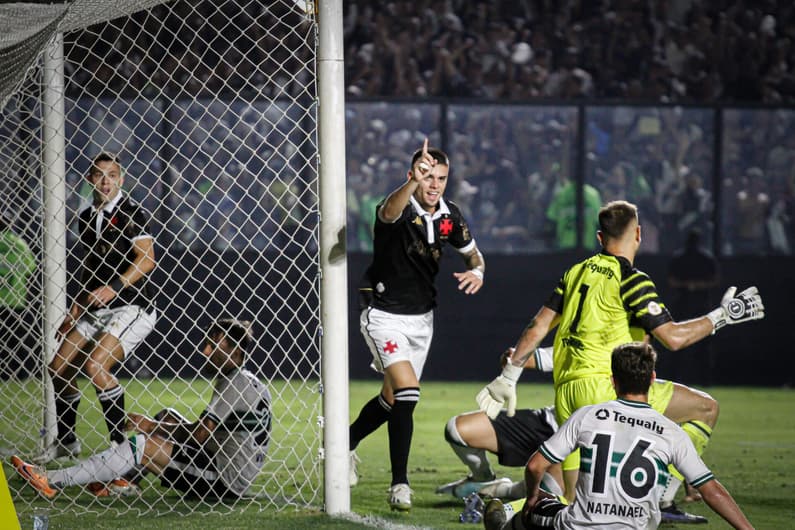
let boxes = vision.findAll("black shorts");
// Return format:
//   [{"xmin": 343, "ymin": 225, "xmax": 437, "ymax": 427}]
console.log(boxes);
[
  {"xmin": 160, "ymin": 443, "xmax": 234, "ymax": 499},
  {"xmin": 491, "ymin": 409, "xmax": 556, "ymax": 467}
]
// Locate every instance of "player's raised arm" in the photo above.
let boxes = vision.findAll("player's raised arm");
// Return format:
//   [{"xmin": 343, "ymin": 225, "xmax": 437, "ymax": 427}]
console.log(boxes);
[{"xmin": 379, "ymin": 137, "xmax": 436, "ymax": 223}]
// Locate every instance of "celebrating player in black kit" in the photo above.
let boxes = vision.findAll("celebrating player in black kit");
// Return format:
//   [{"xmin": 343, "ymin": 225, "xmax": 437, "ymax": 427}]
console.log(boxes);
[
  {"xmin": 349, "ymin": 139, "xmax": 485, "ymax": 511},
  {"xmin": 38, "ymin": 152, "xmax": 157, "ymax": 468}
]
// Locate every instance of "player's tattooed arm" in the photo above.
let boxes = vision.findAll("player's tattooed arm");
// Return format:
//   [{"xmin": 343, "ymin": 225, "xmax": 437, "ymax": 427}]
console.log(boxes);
[
  {"xmin": 508, "ymin": 307, "xmax": 559, "ymax": 368},
  {"xmin": 454, "ymin": 245, "xmax": 485, "ymax": 294}
]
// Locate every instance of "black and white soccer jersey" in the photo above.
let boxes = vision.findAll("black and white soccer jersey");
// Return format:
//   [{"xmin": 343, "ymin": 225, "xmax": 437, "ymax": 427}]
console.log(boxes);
[
  {"xmin": 77, "ymin": 192, "xmax": 154, "ymax": 310},
  {"xmin": 360, "ymin": 195, "xmax": 475, "ymax": 314},
  {"xmin": 538, "ymin": 399, "xmax": 714, "ymax": 529},
  {"xmin": 203, "ymin": 368, "xmax": 271, "ymax": 496}
]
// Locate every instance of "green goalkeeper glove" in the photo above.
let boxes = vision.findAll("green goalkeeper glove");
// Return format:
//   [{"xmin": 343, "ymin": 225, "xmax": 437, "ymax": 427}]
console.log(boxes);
[
  {"xmin": 476, "ymin": 363, "xmax": 523, "ymax": 419},
  {"xmin": 706, "ymin": 286, "xmax": 765, "ymax": 333}
]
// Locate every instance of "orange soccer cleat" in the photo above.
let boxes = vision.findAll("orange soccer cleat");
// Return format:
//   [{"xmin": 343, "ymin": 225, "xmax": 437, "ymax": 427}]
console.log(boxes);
[{"xmin": 10, "ymin": 455, "xmax": 58, "ymax": 500}]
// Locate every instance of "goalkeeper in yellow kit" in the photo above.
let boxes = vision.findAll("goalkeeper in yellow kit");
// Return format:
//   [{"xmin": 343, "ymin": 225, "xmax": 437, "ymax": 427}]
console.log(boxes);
[{"xmin": 476, "ymin": 200, "xmax": 765, "ymax": 524}]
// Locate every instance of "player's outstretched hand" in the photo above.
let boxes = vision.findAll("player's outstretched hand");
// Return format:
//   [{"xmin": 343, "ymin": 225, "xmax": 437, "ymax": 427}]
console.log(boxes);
[
  {"xmin": 707, "ymin": 286, "xmax": 765, "ymax": 332},
  {"xmin": 476, "ymin": 363, "xmax": 523, "ymax": 419}
]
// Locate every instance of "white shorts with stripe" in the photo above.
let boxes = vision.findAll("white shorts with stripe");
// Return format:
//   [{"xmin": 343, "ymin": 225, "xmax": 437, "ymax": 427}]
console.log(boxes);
[
  {"xmin": 359, "ymin": 307, "xmax": 433, "ymax": 380},
  {"xmin": 75, "ymin": 305, "xmax": 156, "ymax": 358}
]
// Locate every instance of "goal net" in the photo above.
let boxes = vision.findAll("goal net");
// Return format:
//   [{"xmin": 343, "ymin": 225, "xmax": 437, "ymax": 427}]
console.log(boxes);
[{"xmin": 0, "ymin": 0, "xmax": 323, "ymax": 517}]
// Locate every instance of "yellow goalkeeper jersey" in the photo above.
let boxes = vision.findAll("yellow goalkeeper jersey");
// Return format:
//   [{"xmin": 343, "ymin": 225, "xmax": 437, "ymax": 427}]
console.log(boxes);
[{"xmin": 545, "ymin": 251, "xmax": 672, "ymax": 386}]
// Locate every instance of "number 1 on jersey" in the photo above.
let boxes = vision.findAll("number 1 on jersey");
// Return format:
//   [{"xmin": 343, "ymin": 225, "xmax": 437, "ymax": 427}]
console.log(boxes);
[{"xmin": 569, "ymin": 283, "xmax": 590, "ymax": 334}]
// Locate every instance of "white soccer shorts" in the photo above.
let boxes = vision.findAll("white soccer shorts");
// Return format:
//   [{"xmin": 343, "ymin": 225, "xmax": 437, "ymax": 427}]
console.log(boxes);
[
  {"xmin": 75, "ymin": 305, "xmax": 156, "ymax": 358},
  {"xmin": 360, "ymin": 307, "xmax": 433, "ymax": 380}
]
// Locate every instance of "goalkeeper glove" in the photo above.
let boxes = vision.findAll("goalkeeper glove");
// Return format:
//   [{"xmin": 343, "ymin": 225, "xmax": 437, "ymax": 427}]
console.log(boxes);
[
  {"xmin": 476, "ymin": 362, "xmax": 523, "ymax": 419},
  {"xmin": 706, "ymin": 286, "xmax": 765, "ymax": 333}
]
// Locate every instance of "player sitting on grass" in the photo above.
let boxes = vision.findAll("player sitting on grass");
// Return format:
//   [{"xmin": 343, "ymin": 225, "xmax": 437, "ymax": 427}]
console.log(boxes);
[
  {"xmin": 11, "ymin": 318, "xmax": 271, "ymax": 501},
  {"xmin": 483, "ymin": 342, "xmax": 754, "ymax": 530},
  {"xmin": 436, "ymin": 346, "xmax": 563, "ymax": 500}
]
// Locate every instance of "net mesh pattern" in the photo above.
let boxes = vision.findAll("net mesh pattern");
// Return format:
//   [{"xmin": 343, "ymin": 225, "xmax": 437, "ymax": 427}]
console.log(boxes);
[{"xmin": 0, "ymin": 0, "xmax": 322, "ymax": 517}]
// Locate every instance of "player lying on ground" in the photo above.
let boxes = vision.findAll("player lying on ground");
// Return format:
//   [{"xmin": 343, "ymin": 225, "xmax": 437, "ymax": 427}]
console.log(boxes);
[
  {"xmin": 483, "ymin": 342, "xmax": 754, "ymax": 530},
  {"xmin": 12, "ymin": 318, "xmax": 271, "ymax": 500}
]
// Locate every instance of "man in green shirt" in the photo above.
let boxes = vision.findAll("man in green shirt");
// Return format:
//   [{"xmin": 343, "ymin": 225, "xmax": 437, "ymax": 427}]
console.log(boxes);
[
  {"xmin": 546, "ymin": 175, "xmax": 602, "ymax": 250},
  {"xmin": 0, "ymin": 213, "xmax": 37, "ymax": 379}
]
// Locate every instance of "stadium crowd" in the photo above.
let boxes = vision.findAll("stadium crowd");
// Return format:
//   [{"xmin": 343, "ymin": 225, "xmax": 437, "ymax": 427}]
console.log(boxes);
[
  {"xmin": 58, "ymin": 0, "xmax": 795, "ymax": 257},
  {"xmin": 343, "ymin": 0, "xmax": 795, "ymax": 103}
]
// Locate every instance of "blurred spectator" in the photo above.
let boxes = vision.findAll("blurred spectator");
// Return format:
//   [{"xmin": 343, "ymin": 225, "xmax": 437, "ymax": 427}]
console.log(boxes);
[
  {"xmin": 0, "ymin": 213, "xmax": 37, "ymax": 380},
  {"xmin": 546, "ymin": 170, "xmax": 602, "ymax": 250},
  {"xmin": 666, "ymin": 227, "xmax": 720, "ymax": 383},
  {"xmin": 730, "ymin": 166, "xmax": 771, "ymax": 255}
]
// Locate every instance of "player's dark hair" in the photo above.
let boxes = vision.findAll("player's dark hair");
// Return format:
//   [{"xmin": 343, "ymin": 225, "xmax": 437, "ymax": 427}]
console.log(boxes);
[
  {"xmin": 208, "ymin": 318, "xmax": 253, "ymax": 353},
  {"xmin": 90, "ymin": 152, "xmax": 123, "ymax": 175},
  {"xmin": 611, "ymin": 342, "xmax": 656, "ymax": 395},
  {"xmin": 598, "ymin": 200, "xmax": 638, "ymax": 242},
  {"xmin": 411, "ymin": 146, "xmax": 449, "ymax": 168}
]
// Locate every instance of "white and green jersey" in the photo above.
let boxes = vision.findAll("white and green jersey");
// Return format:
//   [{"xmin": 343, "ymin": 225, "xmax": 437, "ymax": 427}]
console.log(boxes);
[
  {"xmin": 203, "ymin": 368, "xmax": 272, "ymax": 495},
  {"xmin": 539, "ymin": 398, "xmax": 714, "ymax": 529}
]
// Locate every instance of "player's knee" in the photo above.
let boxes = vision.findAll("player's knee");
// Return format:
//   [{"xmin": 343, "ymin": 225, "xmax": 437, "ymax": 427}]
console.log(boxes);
[
  {"xmin": 444, "ymin": 416, "xmax": 467, "ymax": 447},
  {"xmin": 697, "ymin": 393, "xmax": 719, "ymax": 426},
  {"xmin": 706, "ymin": 396, "xmax": 719, "ymax": 425}
]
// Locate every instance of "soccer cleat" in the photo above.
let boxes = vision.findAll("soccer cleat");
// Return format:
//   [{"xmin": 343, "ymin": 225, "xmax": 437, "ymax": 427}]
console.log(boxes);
[
  {"xmin": 10, "ymin": 455, "xmax": 58, "ymax": 500},
  {"xmin": 87, "ymin": 478, "xmax": 141, "ymax": 498},
  {"xmin": 483, "ymin": 498, "xmax": 508, "ymax": 530},
  {"xmin": 479, "ymin": 478, "xmax": 525, "ymax": 500},
  {"xmin": 32, "ymin": 439, "xmax": 82, "ymax": 465},
  {"xmin": 436, "ymin": 474, "xmax": 513, "ymax": 499},
  {"xmin": 660, "ymin": 502, "xmax": 708, "ymax": 524},
  {"xmin": 458, "ymin": 492, "xmax": 485, "ymax": 523},
  {"xmin": 388, "ymin": 483, "xmax": 413, "ymax": 512},
  {"xmin": 349, "ymin": 450, "xmax": 360, "ymax": 487}
]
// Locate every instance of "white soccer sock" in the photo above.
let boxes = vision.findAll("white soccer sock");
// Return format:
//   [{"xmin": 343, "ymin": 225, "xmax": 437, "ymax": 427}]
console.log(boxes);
[
  {"xmin": 660, "ymin": 474, "xmax": 682, "ymax": 506},
  {"xmin": 540, "ymin": 471, "xmax": 564, "ymax": 497},
  {"xmin": 49, "ymin": 435, "xmax": 144, "ymax": 488},
  {"xmin": 445, "ymin": 417, "xmax": 494, "ymax": 481}
]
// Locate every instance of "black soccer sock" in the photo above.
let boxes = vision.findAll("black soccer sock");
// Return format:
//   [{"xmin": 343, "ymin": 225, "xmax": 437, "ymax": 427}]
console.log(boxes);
[
  {"xmin": 350, "ymin": 393, "xmax": 392, "ymax": 450},
  {"xmin": 97, "ymin": 385, "xmax": 126, "ymax": 445},
  {"xmin": 388, "ymin": 387, "xmax": 419, "ymax": 486},
  {"xmin": 55, "ymin": 391, "xmax": 81, "ymax": 444}
]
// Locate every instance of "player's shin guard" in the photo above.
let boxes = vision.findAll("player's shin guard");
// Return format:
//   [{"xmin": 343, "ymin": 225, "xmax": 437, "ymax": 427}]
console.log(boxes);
[
  {"xmin": 55, "ymin": 391, "xmax": 81, "ymax": 444},
  {"xmin": 444, "ymin": 416, "xmax": 494, "ymax": 480},
  {"xmin": 48, "ymin": 434, "xmax": 145, "ymax": 488},
  {"xmin": 350, "ymin": 393, "xmax": 392, "ymax": 450},
  {"xmin": 388, "ymin": 387, "xmax": 419, "ymax": 486},
  {"xmin": 97, "ymin": 386, "xmax": 126, "ymax": 445}
]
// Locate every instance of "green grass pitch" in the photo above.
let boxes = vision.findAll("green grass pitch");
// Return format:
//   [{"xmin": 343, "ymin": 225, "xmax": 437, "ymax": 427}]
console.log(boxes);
[{"xmin": 2, "ymin": 380, "xmax": 794, "ymax": 529}]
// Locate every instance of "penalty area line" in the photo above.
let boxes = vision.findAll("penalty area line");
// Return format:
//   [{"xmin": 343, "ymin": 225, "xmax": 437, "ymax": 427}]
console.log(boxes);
[{"xmin": 335, "ymin": 512, "xmax": 435, "ymax": 530}]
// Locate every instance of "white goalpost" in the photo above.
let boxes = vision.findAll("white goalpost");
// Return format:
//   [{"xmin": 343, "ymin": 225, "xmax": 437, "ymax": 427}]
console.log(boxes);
[{"xmin": 0, "ymin": 0, "xmax": 349, "ymax": 518}]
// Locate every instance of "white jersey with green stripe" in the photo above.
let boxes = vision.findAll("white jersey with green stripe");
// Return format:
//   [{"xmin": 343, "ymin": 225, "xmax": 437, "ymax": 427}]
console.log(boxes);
[
  {"xmin": 539, "ymin": 398, "xmax": 714, "ymax": 529},
  {"xmin": 544, "ymin": 251, "xmax": 672, "ymax": 385},
  {"xmin": 203, "ymin": 368, "xmax": 272, "ymax": 495}
]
